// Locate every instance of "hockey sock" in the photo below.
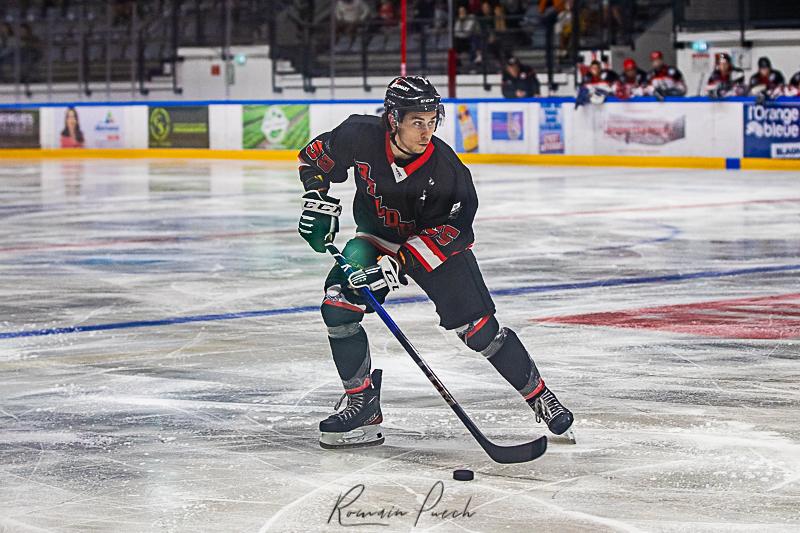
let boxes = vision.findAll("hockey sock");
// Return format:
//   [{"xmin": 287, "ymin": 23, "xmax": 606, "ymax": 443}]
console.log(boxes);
[
  {"xmin": 327, "ymin": 323, "xmax": 372, "ymax": 392},
  {"xmin": 459, "ymin": 317, "xmax": 542, "ymax": 399}
]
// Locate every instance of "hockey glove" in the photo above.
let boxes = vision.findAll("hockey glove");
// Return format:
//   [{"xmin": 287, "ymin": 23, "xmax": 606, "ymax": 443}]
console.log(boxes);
[
  {"xmin": 348, "ymin": 255, "xmax": 408, "ymax": 296},
  {"xmin": 298, "ymin": 190, "xmax": 342, "ymax": 253}
]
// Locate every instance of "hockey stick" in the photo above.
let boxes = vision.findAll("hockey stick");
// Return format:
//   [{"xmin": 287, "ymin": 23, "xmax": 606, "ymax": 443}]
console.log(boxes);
[{"xmin": 325, "ymin": 242, "xmax": 547, "ymax": 464}]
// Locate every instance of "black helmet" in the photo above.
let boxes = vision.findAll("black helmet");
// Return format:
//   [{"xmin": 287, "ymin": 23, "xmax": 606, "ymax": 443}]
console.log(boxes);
[
  {"xmin": 384, "ymin": 76, "xmax": 444, "ymax": 128},
  {"xmin": 758, "ymin": 56, "xmax": 771, "ymax": 69}
]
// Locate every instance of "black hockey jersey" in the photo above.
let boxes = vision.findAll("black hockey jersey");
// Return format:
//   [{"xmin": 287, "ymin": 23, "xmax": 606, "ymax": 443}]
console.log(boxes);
[
  {"xmin": 706, "ymin": 67, "xmax": 745, "ymax": 96},
  {"xmin": 617, "ymin": 68, "xmax": 647, "ymax": 98},
  {"xmin": 748, "ymin": 70, "xmax": 786, "ymax": 93},
  {"xmin": 298, "ymin": 114, "xmax": 478, "ymax": 272},
  {"xmin": 647, "ymin": 65, "xmax": 687, "ymax": 95},
  {"xmin": 580, "ymin": 69, "xmax": 619, "ymax": 88}
]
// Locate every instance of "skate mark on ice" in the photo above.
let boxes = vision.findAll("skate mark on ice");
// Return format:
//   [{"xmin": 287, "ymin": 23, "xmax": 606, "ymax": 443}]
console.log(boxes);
[
  {"xmin": 3, "ymin": 263, "xmax": 800, "ymax": 341},
  {"xmin": 1, "ymin": 196, "xmax": 795, "ymax": 256}
]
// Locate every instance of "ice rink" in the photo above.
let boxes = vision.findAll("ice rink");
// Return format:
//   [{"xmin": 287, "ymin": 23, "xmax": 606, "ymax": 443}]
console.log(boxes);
[{"xmin": 1, "ymin": 158, "xmax": 798, "ymax": 532}]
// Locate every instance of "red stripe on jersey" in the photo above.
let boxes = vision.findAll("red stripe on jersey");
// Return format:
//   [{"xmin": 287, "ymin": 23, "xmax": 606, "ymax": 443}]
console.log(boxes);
[
  {"xmin": 403, "ymin": 243, "xmax": 433, "ymax": 272},
  {"xmin": 384, "ymin": 132, "xmax": 436, "ymax": 177},
  {"xmin": 466, "ymin": 315, "xmax": 492, "ymax": 339},
  {"xmin": 323, "ymin": 299, "xmax": 365, "ymax": 314},
  {"xmin": 419, "ymin": 235, "xmax": 447, "ymax": 261},
  {"xmin": 404, "ymin": 142, "xmax": 435, "ymax": 176},
  {"xmin": 384, "ymin": 132, "xmax": 395, "ymax": 163}
]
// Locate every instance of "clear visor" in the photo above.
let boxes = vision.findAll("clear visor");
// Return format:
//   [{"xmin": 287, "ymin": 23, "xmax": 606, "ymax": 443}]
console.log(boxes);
[{"xmin": 394, "ymin": 103, "xmax": 445, "ymax": 130}]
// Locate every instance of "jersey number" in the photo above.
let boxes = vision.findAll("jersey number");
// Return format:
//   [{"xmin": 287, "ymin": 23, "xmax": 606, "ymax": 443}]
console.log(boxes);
[
  {"xmin": 421, "ymin": 225, "xmax": 460, "ymax": 246},
  {"xmin": 305, "ymin": 140, "xmax": 335, "ymax": 173}
]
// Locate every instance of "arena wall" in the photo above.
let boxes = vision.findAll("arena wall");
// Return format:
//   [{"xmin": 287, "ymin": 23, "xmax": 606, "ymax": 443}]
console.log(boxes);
[{"xmin": 1, "ymin": 97, "xmax": 799, "ymax": 170}]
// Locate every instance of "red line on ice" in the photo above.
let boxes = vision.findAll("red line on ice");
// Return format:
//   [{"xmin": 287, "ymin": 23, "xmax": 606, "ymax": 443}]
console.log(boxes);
[{"xmin": 533, "ymin": 293, "xmax": 800, "ymax": 340}]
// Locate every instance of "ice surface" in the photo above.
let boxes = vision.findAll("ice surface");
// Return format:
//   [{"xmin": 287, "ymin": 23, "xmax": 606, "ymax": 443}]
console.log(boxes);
[{"xmin": 0, "ymin": 159, "xmax": 798, "ymax": 532}]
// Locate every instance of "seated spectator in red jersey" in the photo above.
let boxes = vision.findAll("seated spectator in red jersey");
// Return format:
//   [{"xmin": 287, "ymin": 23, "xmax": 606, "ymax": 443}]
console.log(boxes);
[
  {"xmin": 646, "ymin": 50, "xmax": 686, "ymax": 99},
  {"xmin": 748, "ymin": 57, "xmax": 786, "ymax": 101},
  {"xmin": 705, "ymin": 52, "xmax": 745, "ymax": 98},
  {"xmin": 616, "ymin": 57, "xmax": 647, "ymax": 99},
  {"xmin": 787, "ymin": 69, "xmax": 800, "ymax": 97}
]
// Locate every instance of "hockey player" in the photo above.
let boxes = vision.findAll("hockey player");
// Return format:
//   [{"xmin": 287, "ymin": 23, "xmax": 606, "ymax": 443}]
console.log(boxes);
[
  {"xmin": 576, "ymin": 60, "xmax": 619, "ymax": 107},
  {"xmin": 748, "ymin": 57, "xmax": 785, "ymax": 103},
  {"xmin": 788, "ymin": 69, "xmax": 800, "ymax": 97},
  {"xmin": 646, "ymin": 50, "xmax": 686, "ymax": 99},
  {"xmin": 297, "ymin": 76, "xmax": 574, "ymax": 449},
  {"xmin": 705, "ymin": 52, "xmax": 745, "ymax": 98},
  {"xmin": 616, "ymin": 58, "xmax": 647, "ymax": 99}
]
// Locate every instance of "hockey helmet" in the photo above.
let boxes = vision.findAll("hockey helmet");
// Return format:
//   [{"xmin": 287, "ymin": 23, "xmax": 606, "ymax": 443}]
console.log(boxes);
[{"xmin": 384, "ymin": 76, "xmax": 444, "ymax": 129}]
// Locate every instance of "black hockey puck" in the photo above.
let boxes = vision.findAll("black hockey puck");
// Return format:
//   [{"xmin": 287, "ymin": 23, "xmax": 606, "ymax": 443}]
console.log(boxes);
[{"xmin": 453, "ymin": 469, "xmax": 474, "ymax": 481}]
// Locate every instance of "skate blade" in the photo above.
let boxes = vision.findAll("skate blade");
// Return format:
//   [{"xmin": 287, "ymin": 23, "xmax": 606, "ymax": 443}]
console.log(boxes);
[
  {"xmin": 549, "ymin": 429, "xmax": 576, "ymax": 445},
  {"xmin": 319, "ymin": 424, "xmax": 385, "ymax": 450}
]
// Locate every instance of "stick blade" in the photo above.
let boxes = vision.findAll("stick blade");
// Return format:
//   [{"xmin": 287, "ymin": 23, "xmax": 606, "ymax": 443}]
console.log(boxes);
[{"xmin": 483, "ymin": 435, "xmax": 548, "ymax": 464}]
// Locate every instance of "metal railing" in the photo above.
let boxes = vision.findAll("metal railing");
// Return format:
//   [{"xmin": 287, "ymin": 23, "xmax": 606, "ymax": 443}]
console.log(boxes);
[
  {"xmin": 0, "ymin": 0, "xmax": 671, "ymax": 100},
  {"xmin": 673, "ymin": 0, "xmax": 800, "ymax": 43}
]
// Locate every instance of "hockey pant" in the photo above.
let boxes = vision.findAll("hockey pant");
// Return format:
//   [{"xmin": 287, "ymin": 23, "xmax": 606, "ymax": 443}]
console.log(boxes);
[{"xmin": 320, "ymin": 235, "xmax": 543, "ymax": 400}]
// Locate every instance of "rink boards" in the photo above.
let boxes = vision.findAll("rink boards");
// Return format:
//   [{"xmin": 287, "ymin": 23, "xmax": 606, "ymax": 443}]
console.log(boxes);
[{"xmin": 1, "ymin": 97, "xmax": 800, "ymax": 169}]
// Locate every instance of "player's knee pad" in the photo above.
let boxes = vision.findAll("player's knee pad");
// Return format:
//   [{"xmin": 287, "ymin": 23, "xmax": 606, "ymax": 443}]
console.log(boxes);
[
  {"xmin": 321, "ymin": 284, "xmax": 365, "ymax": 333},
  {"xmin": 457, "ymin": 314, "xmax": 500, "ymax": 353}
]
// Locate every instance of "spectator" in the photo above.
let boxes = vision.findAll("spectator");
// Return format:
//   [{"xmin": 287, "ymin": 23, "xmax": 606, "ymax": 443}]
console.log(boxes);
[
  {"xmin": 453, "ymin": 5, "xmax": 480, "ymax": 67},
  {"xmin": 520, "ymin": 0, "xmax": 544, "ymax": 48},
  {"xmin": 605, "ymin": 0, "xmax": 625, "ymax": 45},
  {"xmin": 494, "ymin": 4, "xmax": 508, "ymax": 33},
  {"xmin": 19, "ymin": 23, "xmax": 42, "ymax": 85},
  {"xmin": 476, "ymin": 1, "xmax": 507, "ymax": 68},
  {"xmin": 748, "ymin": 57, "xmax": 785, "ymax": 102},
  {"xmin": 60, "ymin": 107, "xmax": 85, "ymax": 148},
  {"xmin": 0, "ymin": 23, "xmax": 13, "ymax": 83},
  {"xmin": 646, "ymin": 50, "xmax": 686, "ymax": 99},
  {"xmin": 787, "ymin": 68, "xmax": 800, "ymax": 97},
  {"xmin": 414, "ymin": 0, "xmax": 436, "ymax": 33},
  {"xmin": 376, "ymin": 0, "xmax": 398, "ymax": 47},
  {"xmin": 501, "ymin": 0, "xmax": 526, "ymax": 30},
  {"xmin": 336, "ymin": 0, "xmax": 371, "ymax": 49},
  {"xmin": 431, "ymin": 1, "xmax": 448, "ymax": 46},
  {"xmin": 616, "ymin": 57, "xmax": 647, "ymax": 99},
  {"xmin": 705, "ymin": 52, "xmax": 745, "ymax": 98},
  {"xmin": 502, "ymin": 56, "xmax": 540, "ymax": 98}
]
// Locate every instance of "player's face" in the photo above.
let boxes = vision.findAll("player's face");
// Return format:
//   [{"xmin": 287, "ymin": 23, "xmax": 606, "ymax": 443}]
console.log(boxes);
[
  {"xmin": 652, "ymin": 58, "xmax": 663, "ymax": 70},
  {"xmin": 759, "ymin": 67, "xmax": 770, "ymax": 76},
  {"xmin": 590, "ymin": 64, "xmax": 600, "ymax": 77},
  {"xmin": 397, "ymin": 111, "xmax": 437, "ymax": 154}
]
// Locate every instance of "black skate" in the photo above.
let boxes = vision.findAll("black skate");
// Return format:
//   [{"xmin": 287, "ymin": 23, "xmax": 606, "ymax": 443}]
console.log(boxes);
[
  {"xmin": 319, "ymin": 369, "xmax": 385, "ymax": 449},
  {"xmin": 527, "ymin": 383, "xmax": 574, "ymax": 437}
]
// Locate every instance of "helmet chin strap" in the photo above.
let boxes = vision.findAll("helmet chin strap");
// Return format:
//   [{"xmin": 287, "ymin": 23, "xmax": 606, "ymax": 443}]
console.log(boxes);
[
  {"xmin": 390, "ymin": 130, "xmax": 421, "ymax": 158},
  {"xmin": 389, "ymin": 112, "xmax": 432, "ymax": 158}
]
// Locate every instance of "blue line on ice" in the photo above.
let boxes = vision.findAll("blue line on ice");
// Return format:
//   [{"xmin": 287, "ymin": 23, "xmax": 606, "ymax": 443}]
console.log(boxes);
[{"xmin": 2, "ymin": 263, "xmax": 799, "ymax": 340}]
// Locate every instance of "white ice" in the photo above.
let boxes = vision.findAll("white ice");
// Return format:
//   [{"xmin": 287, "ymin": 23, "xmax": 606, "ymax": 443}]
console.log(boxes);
[{"xmin": 0, "ymin": 159, "xmax": 798, "ymax": 532}]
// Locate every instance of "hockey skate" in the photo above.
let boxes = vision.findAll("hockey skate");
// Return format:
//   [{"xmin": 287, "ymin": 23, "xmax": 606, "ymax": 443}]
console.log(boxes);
[
  {"xmin": 528, "ymin": 383, "xmax": 575, "ymax": 443},
  {"xmin": 319, "ymin": 369, "xmax": 385, "ymax": 449}
]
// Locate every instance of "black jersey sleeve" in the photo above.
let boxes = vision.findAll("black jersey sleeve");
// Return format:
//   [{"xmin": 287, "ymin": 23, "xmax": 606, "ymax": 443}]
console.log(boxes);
[
  {"xmin": 401, "ymin": 155, "xmax": 478, "ymax": 272},
  {"xmin": 297, "ymin": 115, "xmax": 363, "ymax": 191}
]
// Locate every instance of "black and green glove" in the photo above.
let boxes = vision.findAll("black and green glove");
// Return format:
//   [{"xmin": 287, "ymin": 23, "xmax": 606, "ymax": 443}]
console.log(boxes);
[{"xmin": 298, "ymin": 190, "xmax": 342, "ymax": 253}]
